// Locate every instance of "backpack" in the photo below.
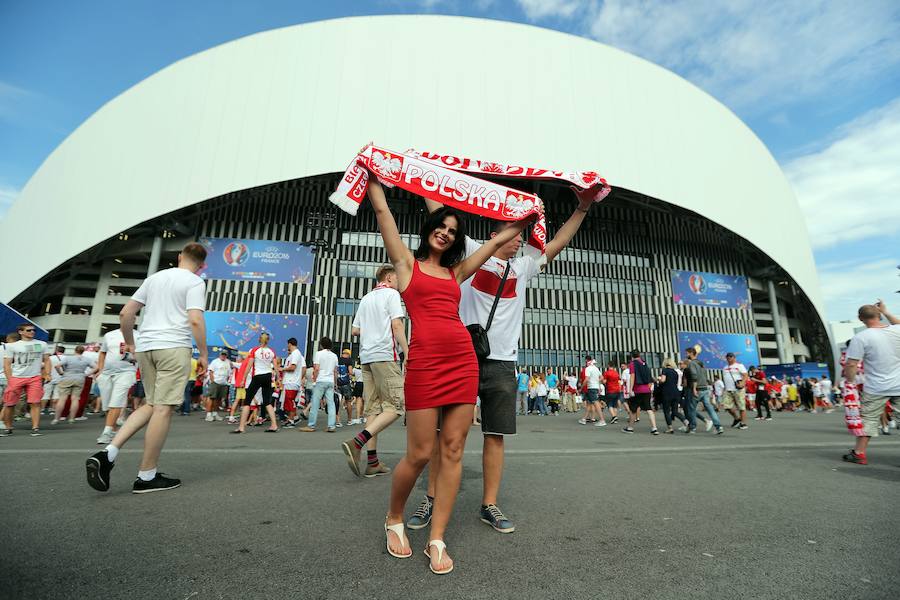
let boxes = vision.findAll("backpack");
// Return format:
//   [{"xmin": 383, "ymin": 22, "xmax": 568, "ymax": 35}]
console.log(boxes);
[
  {"xmin": 337, "ymin": 364, "xmax": 351, "ymax": 386},
  {"xmin": 633, "ymin": 360, "xmax": 651, "ymax": 385}
]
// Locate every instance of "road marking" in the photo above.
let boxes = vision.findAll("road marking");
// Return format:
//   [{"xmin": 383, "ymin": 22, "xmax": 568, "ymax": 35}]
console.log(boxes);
[{"xmin": 1, "ymin": 440, "xmax": 899, "ymax": 456}]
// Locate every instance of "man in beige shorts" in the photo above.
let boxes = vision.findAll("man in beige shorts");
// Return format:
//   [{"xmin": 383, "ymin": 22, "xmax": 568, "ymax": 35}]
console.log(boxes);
[
  {"xmin": 85, "ymin": 242, "xmax": 208, "ymax": 494},
  {"xmin": 721, "ymin": 352, "xmax": 749, "ymax": 430},
  {"xmin": 341, "ymin": 265, "xmax": 408, "ymax": 478}
]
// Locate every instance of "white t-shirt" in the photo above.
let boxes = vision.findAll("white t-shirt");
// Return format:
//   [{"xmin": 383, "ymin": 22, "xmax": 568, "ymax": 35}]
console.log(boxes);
[
  {"xmin": 100, "ymin": 329, "xmax": 139, "ymax": 374},
  {"xmin": 282, "ymin": 349, "xmax": 305, "ymax": 390},
  {"xmin": 4, "ymin": 339, "xmax": 49, "ymax": 378},
  {"xmin": 818, "ymin": 378, "xmax": 832, "ymax": 397},
  {"xmin": 252, "ymin": 347, "xmax": 277, "ymax": 376},
  {"xmin": 353, "ymin": 367, "xmax": 362, "ymax": 382},
  {"xmin": 566, "ymin": 375, "xmax": 577, "ymax": 390},
  {"xmin": 585, "ymin": 364, "xmax": 602, "ymax": 389},
  {"xmin": 0, "ymin": 344, "xmax": 6, "ymax": 383},
  {"xmin": 48, "ymin": 354, "xmax": 63, "ymax": 382},
  {"xmin": 82, "ymin": 351, "xmax": 99, "ymax": 374},
  {"xmin": 714, "ymin": 379, "xmax": 725, "ymax": 397},
  {"xmin": 314, "ymin": 349, "xmax": 339, "ymax": 384},
  {"xmin": 352, "ymin": 286, "xmax": 405, "ymax": 364},
  {"xmin": 847, "ymin": 325, "xmax": 900, "ymax": 395},
  {"xmin": 132, "ymin": 267, "xmax": 206, "ymax": 352},
  {"xmin": 722, "ymin": 362, "xmax": 748, "ymax": 392},
  {"xmin": 208, "ymin": 357, "xmax": 232, "ymax": 385},
  {"xmin": 459, "ymin": 238, "xmax": 541, "ymax": 362}
]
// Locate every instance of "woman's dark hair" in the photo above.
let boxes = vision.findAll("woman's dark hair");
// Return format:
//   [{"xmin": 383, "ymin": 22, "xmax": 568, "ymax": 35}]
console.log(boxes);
[{"xmin": 414, "ymin": 207, "xmax": 467, "ymax": 268}]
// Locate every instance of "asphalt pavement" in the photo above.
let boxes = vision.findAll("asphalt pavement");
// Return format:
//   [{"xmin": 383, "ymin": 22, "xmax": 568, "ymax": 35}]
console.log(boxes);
[{"xmin": 2, "ymin": 409, "xmax": 899, "ymax": 600}]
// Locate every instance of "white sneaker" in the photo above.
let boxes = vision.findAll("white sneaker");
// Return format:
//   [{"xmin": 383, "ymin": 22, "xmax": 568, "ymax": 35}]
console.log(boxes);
[
  {"xmin": 96, "ymin": 431, "xmax": 114, "ymax": 445},
  {"xmin": 705, "ymin": 420, "xmax": 714, "ymax": 432},
  {"xmin": 678, "ymin": 425, "xmax": 688, "ymax": 433},
  {"xmin": 213, "ymin": 414, "xmax": 223, "ymax": 422},
  {"xmin": 335, "ymin": 422, "xmax": 343, "ymax": 428},
  {"xmin": 594, "ymin": 420, "xmax": 607, "ymax": 427},
  {"xmin": 116, "ymin": 417, "xmax": 125, "ymax": 427},
  {"xmin": 890, "ymin": 420, "xmax": 897, "ymax": 430},
  {"xmin": 578, "ymin": 418, "xmax": 587, "ymax": 425},
  {"xmin": 51, "ymin": 419, "xmax": 59, "ymax": 425},
  {"xmin": 205, "ymin": 414, "xmax": 214, "ymax": 422},
  {"xmin": 74, "ymin": 416, "xmax": 88, "ymax": 421}
]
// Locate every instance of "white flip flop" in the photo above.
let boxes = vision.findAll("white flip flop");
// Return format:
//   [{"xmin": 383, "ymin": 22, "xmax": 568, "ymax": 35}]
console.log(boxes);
[
  {"xmin": 424, "ymin": 539, "xmax": 454, "ymax": 575},
  {"xmin": 384, "ymin": 519, "xmax": 412, "ymax": 558}
]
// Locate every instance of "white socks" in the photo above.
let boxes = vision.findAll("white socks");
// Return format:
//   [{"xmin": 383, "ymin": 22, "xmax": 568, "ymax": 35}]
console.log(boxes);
[
  {"xmin": 137, "ymin": 468, "xmax": 157, "ymax": 482},
  {"xmin": 105, "ymin": 444, "xmax": 119, "ymax": 461}
]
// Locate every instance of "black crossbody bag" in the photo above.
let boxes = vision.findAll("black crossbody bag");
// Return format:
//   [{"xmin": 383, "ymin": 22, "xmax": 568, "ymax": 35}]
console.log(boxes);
[{"xmin": 466, "ymin": 263, "xmax": 511, "ymax": 362}]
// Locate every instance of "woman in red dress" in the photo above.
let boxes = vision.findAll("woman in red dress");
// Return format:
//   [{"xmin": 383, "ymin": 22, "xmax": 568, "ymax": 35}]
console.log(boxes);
[{"xmin": 367, "ymin": 178, "xmax": 529, "ymax": 574}]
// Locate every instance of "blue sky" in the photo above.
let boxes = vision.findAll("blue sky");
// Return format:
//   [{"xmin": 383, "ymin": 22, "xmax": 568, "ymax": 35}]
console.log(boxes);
[{"xmin": 1, "ymin": 0, "xmax": 898, "ymax": 322}]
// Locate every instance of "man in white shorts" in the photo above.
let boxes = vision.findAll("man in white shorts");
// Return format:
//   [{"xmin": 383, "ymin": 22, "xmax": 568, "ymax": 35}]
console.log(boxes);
[
  {"xmin": 93, "ymin": 328, "xmax": 140, "ymax": 444},
  {"xmin": 85, "ymin": 242, "xmax": 208, "ymax": 494},
  {"xmin": 41, "ymin": 346, "xmax": 64, "ymax": 414},
  {"xmin": 722, "ymin": 352, "xmax": 749, "ymax": 430},
  {"xmin": 206, "ymin": 350, "xmax": 232, "ymax": 422}
]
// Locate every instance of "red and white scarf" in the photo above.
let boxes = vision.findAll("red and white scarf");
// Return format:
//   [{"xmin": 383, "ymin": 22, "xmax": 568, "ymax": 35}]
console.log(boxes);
[{"xmin": 329, "ymin": 144, "xmax": 610, "ymax": 255}]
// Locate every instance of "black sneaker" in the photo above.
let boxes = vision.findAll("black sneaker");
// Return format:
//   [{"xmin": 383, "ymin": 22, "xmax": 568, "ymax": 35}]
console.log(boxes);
[
  {"xmin": 0, "ymin": 428, "xmax": 12, "ymax": 437},
  {"xmin": 622, "ymin": 427, "xmax": 635, "ymax": 434},
  {"xmin": 610, "ymin": 416, "xmax": 619, "ymax": 424},
  {"xmin": 480, "ymin": 504, "xmax": 515, "ymax": 533},
  {"xmin": 406, "ymin": 495, "xmax": 433, "ymax": 530},
  {"xmin": 30, "ymin": 428, "xmax": 43, "ymax": 437},
  {"xmin": 730, "ymin": 419, "xmax": 741, "ymax": 428},
  {"xmin": 86, "ymin": 450, "xmax": 115, "ymax": 492},
  {"xmin": 132, "ymin": 473, "xmax": 182, "ymax": 494},
  {"xmin": 650, "ymin": 428, "xmax": 660, "ymax": 436},
  {"xmin": 738, "ymin": 423, "xmax": 748, "ymax": 430},
  {"xmin": 716, "ymin": 426, "xmax": 724, "ymax": 435}
]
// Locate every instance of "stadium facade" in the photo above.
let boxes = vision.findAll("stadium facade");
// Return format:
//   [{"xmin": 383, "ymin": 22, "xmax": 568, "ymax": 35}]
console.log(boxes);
[{"xmin": 0, "ymin": 16, "xmax": 831, "ymax": 371}]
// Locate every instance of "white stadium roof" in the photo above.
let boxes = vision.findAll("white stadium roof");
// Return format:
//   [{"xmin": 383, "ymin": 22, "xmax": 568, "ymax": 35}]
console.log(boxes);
[{"xmin": 0, "ymin": 15, "xmax": 826, "ymax": 331}]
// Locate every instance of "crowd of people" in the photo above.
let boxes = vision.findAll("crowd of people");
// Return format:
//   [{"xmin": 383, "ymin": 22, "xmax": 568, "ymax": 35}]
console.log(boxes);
[{"xmin": 2, "ymin": 169, "xmax": 899, "ymax": 576}]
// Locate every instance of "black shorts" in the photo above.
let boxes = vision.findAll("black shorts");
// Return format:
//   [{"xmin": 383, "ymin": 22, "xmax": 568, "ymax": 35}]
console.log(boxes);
[
  {"xmin": 627, "ymin": 393, "xmax": 652, "ymax": 412},
  {"xmin": 478, "ymin": 360, "xmax": 517, "ymax": 436},
  {"xmin": 337, "ymin": 383, "xmax": 353, "ymax": 399},
  {"xmin": 245, "ymin": 374, "xmax": 274, "ymax": 408},
  {"xmin": 353, "ymin": 382, "xmax": 363, "ymax": 398},
  {"xmin": 605, "ymin": 392, "xmax": 622, "ymax": 407}
]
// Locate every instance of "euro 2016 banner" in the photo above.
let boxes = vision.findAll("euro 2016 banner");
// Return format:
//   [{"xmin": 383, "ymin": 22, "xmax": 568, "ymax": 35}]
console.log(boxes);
[
  {"xmin": 199, "ymin": 238, "xmax": 314, "ymax": 284},
  {"xmin": 677, "ymin": 331, "xmax": 759, "ymax": 370},
  {"xmin": 671, "ymin": 270, "xmax": 750, "ymax": 310},
  {"xmin": 205, "ymin": 312, "xmax": 309, "ymax": 357}
]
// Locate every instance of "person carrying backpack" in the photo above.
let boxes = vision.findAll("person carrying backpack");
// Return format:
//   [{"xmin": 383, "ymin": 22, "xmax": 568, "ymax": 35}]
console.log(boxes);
[{"xmin": 623, "ymin": 349, "xmax": 659, "ymax": 435}]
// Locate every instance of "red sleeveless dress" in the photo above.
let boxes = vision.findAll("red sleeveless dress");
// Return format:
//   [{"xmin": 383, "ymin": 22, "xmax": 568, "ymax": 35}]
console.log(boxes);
[{"xmin": 401, "ymin": 261, "xmax": 478, "ymax": 410}]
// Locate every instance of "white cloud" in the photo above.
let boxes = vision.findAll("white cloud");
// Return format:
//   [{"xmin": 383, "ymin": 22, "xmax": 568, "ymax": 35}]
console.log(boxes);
[
  {"xmin": 519, "ymin": 0, "xmax": 900, "ymax": 112},
  {"xmin": 785, "ymin": 98, "xmax": 900, "ymax": 249},
  {"xmin": 0, "ymin": 184, "xmax": 19, "ymax": 220},
  {"xmin": 516, "ymin": 0, "xmax": 581, "ymax": 20},
  {"xmin": 0, "ymin": 80, "xmax": 34, "ymax": 121},
  {"xmin": 817, "ymin": 257, "xmax": 899, "ymax": 322}
]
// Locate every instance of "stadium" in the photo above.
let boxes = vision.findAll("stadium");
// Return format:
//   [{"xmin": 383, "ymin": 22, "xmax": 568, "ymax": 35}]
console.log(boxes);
[{"xmin": 0, "ymin": 15, "xmax": 831, "ymax": 372}]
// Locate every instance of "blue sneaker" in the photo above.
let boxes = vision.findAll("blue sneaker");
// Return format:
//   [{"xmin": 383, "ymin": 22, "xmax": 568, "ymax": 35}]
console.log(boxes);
[
  {"xmin": 480, "ymin": 504, "xmax": 515, "ymax": 533},
  {"xmin": 406, "ymin": 495, "xmax": 433, "ymax": 530}
]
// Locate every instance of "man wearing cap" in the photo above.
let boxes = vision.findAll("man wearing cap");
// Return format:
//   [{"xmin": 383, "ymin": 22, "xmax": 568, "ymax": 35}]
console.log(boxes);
[
  {"xmin": 722, "ymin": 352, "xmax": 749, "ymax": 430},
  {"xmin": 206, "ymin": 351, "xmax": 233, "ymax": 422}
]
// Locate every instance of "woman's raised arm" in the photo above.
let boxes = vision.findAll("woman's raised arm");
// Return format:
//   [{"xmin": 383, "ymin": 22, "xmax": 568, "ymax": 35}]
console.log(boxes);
[
  {"xmin": 367, "ymin": 178, "xmax": 414, "ymax": 289},
  {"xmin": 453, "ymin": 218, "xmax": 530, "ymax": 283}
]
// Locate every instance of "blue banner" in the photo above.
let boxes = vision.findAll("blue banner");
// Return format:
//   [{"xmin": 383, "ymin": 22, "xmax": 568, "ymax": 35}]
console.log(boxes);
[
  {"xmin": 671, "ymin": 270, "xmax": 749, "ymax": 310},
  {"xmin": 205, "ymin": 311, "xmax": 309, "ymax": 357},
  {"xmin": 199, "ymin": 237, "xmax": 314, "ymax": 284},
  {"xmin": 677, "ymin": 331, "xmax": 759, "ymax": 370},
  {"xmin": 762, "ymin": 362, "xmax": 830, "ymax": 381},
  {"xmin": 0, "ymin": 302, "xmax": 49, "ymax": 341}
]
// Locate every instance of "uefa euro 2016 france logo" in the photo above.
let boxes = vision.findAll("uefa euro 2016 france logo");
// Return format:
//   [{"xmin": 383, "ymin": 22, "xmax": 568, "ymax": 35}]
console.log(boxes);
[
  {"xmin": 688, "ymin": 273, "xmax": 707, "ymax": 295},
  {"xmin": 223, "ymin": 242, "xmax": 249, "ymax": 266}
]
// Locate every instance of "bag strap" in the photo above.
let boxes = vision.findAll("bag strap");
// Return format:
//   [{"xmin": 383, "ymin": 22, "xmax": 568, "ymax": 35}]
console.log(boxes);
[{"xmin": 485, "ymin": 262, "xmax": 512, "ymax": 332}]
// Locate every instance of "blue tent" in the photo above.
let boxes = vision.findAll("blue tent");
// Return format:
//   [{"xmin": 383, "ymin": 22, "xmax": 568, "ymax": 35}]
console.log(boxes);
[{"xmin": 0, "ymin": 302, "xmax": 49, "ymax": 342}]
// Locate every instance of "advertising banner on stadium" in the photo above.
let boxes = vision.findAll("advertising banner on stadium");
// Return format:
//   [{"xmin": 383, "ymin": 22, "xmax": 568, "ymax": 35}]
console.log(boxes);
[
  {"xmin": 0, "ymin": 302, "xmax": 49, "ymax": 341},
  {"xmin": 199, "ymin": 237, "xmax": 314, "ymax": 284},
  {"xmin": 677, "ymin": 331, "xmax": 759, "ymax": 370},
  {"xmin": 671, "ymin": 270, "xmax": 750, "ymax": 310},
  {"xmin": 205, "ymin": 311, "xmax": 309, "ymax": 357}
]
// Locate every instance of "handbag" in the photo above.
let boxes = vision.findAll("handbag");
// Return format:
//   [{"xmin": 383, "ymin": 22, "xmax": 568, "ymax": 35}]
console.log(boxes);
[{"xmin": 466, "ymin": 262, "xmax": 512, "ymax": 362}]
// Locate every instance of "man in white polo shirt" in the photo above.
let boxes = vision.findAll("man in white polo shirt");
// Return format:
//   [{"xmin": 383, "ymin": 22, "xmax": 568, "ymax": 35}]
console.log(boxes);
[
  {"xmin": 281, "ymin": 338, "xmax": 305, "ymax": 427},
  {"xmin": 206, "ymin": 351, "xmax": 232, "ymax": 422},
  {"xmin": 842, "ymin": 301, "xmax": 900, "ymax": 464},
  {"xmin": 85, "ymin": 242, "xmax": 208, "ymax": 494},
  {"xmin": 412, "ymin": 189, "xmax": 597, "ymax": 534},
  {"xmin": 340, "ymin": 264, "xmax": 408, "ymax": 478},
  {"xmin": 92, "ymin": 327, "xmax": 140, "ymax": 444}
]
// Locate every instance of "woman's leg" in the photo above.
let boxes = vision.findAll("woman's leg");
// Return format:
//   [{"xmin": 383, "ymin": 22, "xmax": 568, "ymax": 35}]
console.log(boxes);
[
  {"xmin": 387, "ymin": 408, "xmax": 439, "ymax": 553},
  {"xmin": 428, "ymin": 403, "xmax": 473, "ymax": 570}
]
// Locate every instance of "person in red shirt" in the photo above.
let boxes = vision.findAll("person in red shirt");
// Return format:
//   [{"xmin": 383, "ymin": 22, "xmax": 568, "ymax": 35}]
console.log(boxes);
[{"xmin": 602, "ymin": 361, "xmax": 622, "ymax": 425}]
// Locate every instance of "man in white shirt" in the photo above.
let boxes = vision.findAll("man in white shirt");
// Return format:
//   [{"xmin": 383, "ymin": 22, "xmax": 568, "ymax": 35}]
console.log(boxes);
[
  {"xmin": 414, "ymin": 188, "xmax": 597, "ymax": 534},
  {"xmin": 299, "ymin": 337, "xmax": 339, "ymax": 433},
  {"xmin": 40, "ymin": 346, "xmax": 64, "ymax": 414},
  {"xmin": 722, "ymin": 352, "xmax": 749, "ymax": 430},
  {"xmin": 842, "ymin": 301, "xmax": 900, "ymax": 464},
  {"xmin": 86, "ymin": 242, "xmax": 208, "ymax": 494},
  {"xmin": 1, "ymin": 323, "xmax": 51, "ymax": 437},
  {"xmin": 52, "ymin": 345, "xmax": 93, "ymax": 425},
  {"xmin": 578, "ymin": 357, "xmax": 606, "ymax": 427},
  {"xmin": 281, "ymin": 338, "xmax": 306, "ymax": 427},
  {"xmin": 92, "ymin": 328, "xmax": 140, "ymax": 444},
  {"xmin": 232, "ymin": 333, "xmax": 280, "ymax": 433},
  {"xmin": 206, "ymin": 351, "xmax": 232, "ymax": 422},
  {"xmin": 341, "ymin": 264, "xmax": 409, "ymax": 478}
]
